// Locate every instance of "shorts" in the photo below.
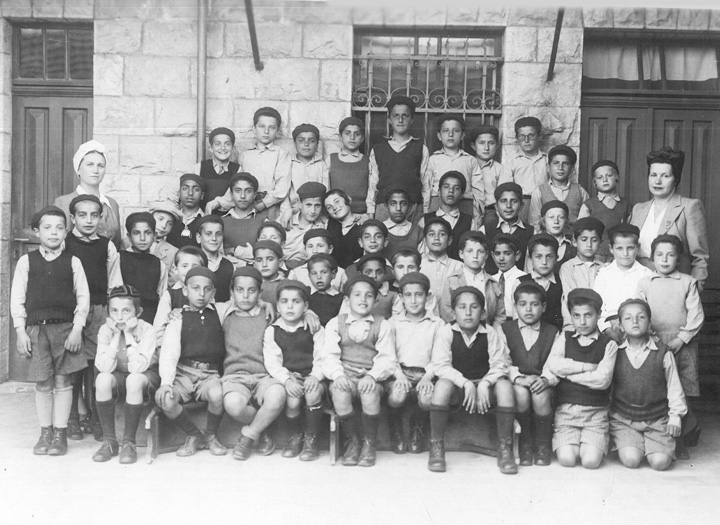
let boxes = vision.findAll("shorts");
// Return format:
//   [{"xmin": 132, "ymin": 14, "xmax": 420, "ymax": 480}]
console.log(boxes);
[
  {"xmin": 222, "ymin": 371, "xmax": 281, "ymax": 406},
  {"xmin": 609, "ymin": 410, "xmax": 676, "ymax": 458},
  {"xmin": 106, "ymin": 365, "xmax": 161, "ymax": 403},
  {"xmin": 553, "ymin": 403, "xmax": 610, "ymax": 454},
  {"xmin": 675, "ymin": 341, "xmax": 700, "ymax": 397},
  {"xmin": 385, "ymin": 366, "xmax": 426, "ymax": 390},
  {"xmin": 172, "ymin": 363, "xmax": 221, "ymax": 403},
  {"xmin": 446, "ymin": 378, "xmax": 500, "ymax": 409},
  {"xmin": 25, "ymin": 323, "xmax": 88, "ymax": 382},
  {"xmin": 330, "ymin": 374, "xmax": 388, "ymax": 397},
  {"xmin": 83, "ymin": 304, "xmax": 107, "ymax": 359}
]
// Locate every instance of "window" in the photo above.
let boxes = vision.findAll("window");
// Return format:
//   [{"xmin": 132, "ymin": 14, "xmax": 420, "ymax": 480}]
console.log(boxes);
[{"xmin": 352, "ymin": 29, "xmax": 503, "ymax": 153}]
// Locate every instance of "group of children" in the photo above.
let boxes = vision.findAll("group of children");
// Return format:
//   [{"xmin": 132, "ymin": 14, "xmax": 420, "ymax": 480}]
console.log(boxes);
[{"xmin": 11, "ymin": 99, "xmax": 704, "ymax": 475}]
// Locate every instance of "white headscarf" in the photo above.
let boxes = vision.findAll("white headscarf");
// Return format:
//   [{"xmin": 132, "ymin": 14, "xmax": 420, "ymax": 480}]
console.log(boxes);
[{"xmin": 73, "ymin": 140, "xmax": 107, "ymax": 173}]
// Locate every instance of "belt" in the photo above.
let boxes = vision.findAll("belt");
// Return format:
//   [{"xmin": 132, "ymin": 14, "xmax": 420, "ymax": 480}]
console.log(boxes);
[
  {"xmin": 179, "ymin": 358, "xmax": 219, "ymax": 372},
  {"xmin": 33, "ymin": 319, "xmax": 70, "ymax": 325}
]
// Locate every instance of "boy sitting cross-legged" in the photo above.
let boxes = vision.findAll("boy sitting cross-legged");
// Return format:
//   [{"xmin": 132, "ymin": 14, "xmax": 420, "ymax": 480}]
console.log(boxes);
[
  {"xmin": 263, "ymin": 280, "xmax": 326, "ymax": 461},
  {"xmin": 543, "ymin": 288, "xmax": 618, "ymax": 469},
  {"xmin": 92, "ymin": 285, "xmax": 160, "ymax": 464},
  {"xmin": 323, "ymin": 275, "xmax": 397, "ymax": 467},
  {"xmin": 429, "ymin": 286, "xmax": 517, "ymax": 474}
]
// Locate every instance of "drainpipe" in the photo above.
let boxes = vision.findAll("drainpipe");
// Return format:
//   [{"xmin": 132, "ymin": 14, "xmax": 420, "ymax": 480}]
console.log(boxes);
[
  {"xmin": 197, "ymin": 0, "xmax": 208, "ymax": 161},
  {"xmin": 547, "ymin": 8, "xmax": 564, "ymax": 82}
]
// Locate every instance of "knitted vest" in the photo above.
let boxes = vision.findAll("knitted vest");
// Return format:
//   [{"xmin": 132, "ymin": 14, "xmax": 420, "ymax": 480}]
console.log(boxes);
[
  {"xmin": 222, "ymin": 213, "xmax": 265, "ymax": 252},
  {"xmin": 64, "ymin": 233, "xmax": 110, "ymax": 305},
  {"xmin": 585, "ymin": 196, "xmax": 630, "ymax": 259},
  {"xmin": 222, "ymin": 312, "xmax": 268, "ymax": 375},
  {"xmin": 199, "ymin": 159, "xmax": 240, "ymax": 204},
  {"xmin": 450, "ymin": 329, "xmax": 490, "ymax": 381},
  {"xmin": 167, "ymin": 215, "xmax": 201, "ymax": 249},
  {"xmin": 168, "ymin": 287, "xmax": 187, "ymax": 309},
  {"xmin": 337, "ymin": 314, "xmax": 383, "ymax": 375},
  {"xmin": 26, "ymin": 250, "xmax": 76, "ymax": 325},
  {"xmin": 518, "ymin": 275, "xmax": 563, "ymax": 330},
  {"xmin": 180, "ymin": 308, "xmax": 225, "ymax": 365},
  {"xmin": 612, "ymin": 345, "xmax": 669, "ymax": 421},
  {"xmin": 309, "ymin": 291, "xmax": 344, "ymax": 326},
  {"xmin": 483, "ymin": 221, "xmax": 532, "ymax": 274},
  {"xmin": 556, "ymin": 332, "xmax": 610, "ymax": 406},
  {"xmin": 326, "ymin": 219, "xmax": 363, "ymax": 269},
  {"xmin": 386, "ymin": 226, "xmax": 423, "ymax": 259},
  {"xmin": 213, "ymin": 257, "xmax": 235, "ymax": 303},
  {"xmin": 538, "ymin": 182, "xmax": 585, "ymax": 225},
  {"xmin": 119, "ymin": 251, "xmax": 162, "ymax": 324},
  {"xmin": 502, "ymin": 320, "xmax": 557, "ymax": 376},
  {"xmin": 424, "ymin": 211, "xmax": 473, "ymax": 261},
  {"xmin": 329, "ymin": 153, "xmax": 369, "ymax": 214},
  {"xmin": 274, "ymin": 325, "xmax": 314, "ymax": 376},
  {"xmin": 373, "ymin": 139, "xmax": 424, "ymax": 204},
  {"xmin": 260, "ymin": 279, "xmax": 282, "ymax": 307}
]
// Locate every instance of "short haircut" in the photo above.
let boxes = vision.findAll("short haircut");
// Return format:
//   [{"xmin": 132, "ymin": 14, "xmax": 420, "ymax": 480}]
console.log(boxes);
[
  {"xmin": 385, "ymin": 187, "xmax": 411, "ymax": 204},
  {"xmin": 439, "ymin": 170, "xmax": 467, "ymax": 194},
  {"xmin": 174, "ymin": 245, "xmax": 208, "ymax": 267},
  {"xmin": 468, "ymin": 125, "xmax": 499, "ymax": 144},
  {"xmin": 253, "ymin": 106, "xmax": 281, "ymax": 126},
  {"xmin": 514, "ymin": 116, "xmax": 542, "ymax": 135},
  {"xmin": 307, "ymin": 253, "xmax": 338, "ymax": 272},
  {"xmin": 359, "ymin": 219, "xmax": 388, "ymax": 238},
  {"xmin": 450, "ymin": 286, "xmax": 485, "ymax": 310},
  {"xmin": 651, "ymin": 234, "xmax": 684, "ymax": 257},
  {"xmin": 256, "ymin": 221, "xmax": 287, "ymax": 243},
  {"xmin": 567, "ymin": 296, "xmax": 600, "ymax": 314},
  {"xmin": 387, "ymin": 95, "xmax": 416, "ymax": 116},
  {"xmin": 492, "ymin": 234, "xmax": 519, "ymax": 253},
  {"xmin": 592, "ymin": 160, "xmax": 619, "ymax": 177},
  {"xmin": 458, "ymin": 231, "xmax": 489, "ymax": 252},
  {"xmin": 69, "ymin": 194, "xmax": 102, "ymax": 215},
  {"xmin": 324, "ymin": 188, "xmax": 351, "ymax": 206},
  {"xmin": 344, "ymin": 275, "xmax": 378, "ymax": 298},
  {"xmin": 391, "ymin": 249, "xmax": 421, "ymax": 267},
  {"xmin": 196, "ymin": 214, "xmax": 224, "ymax": 234},
  {"xmin": 423, "ymin": 216, "xmax": 451, "ymax": 237},
  {"xmin": 618, "ymin": 298, "xmax": 652, "ymax": 320},
  {"xmin": 547, "ymin": 145, "xmax": 577, "ymax": 166},
  {"xmin": 339, "ymin": 116, "xmax": 364, "ymax": 134},
  {"xmin": 436, "ymin": 113, "xmax": 465, "ymax": 132},
  {"xmin": 513, "ymin": 282, "xmax": 546, "ymax": 304},
  {"xmin": 609, "ymin": 230, "xmax": 639, "ymax": 246},
  {"xmin": 229, "ymin": 172, "xmax": 259, "ymax": 192},
  {"xmin": 528, "ymin": 235, "xmax": 558, "ymax": 256},
  {"xmin": 357, "ymin": 254, "xmax": 386, "ymax": 272}
]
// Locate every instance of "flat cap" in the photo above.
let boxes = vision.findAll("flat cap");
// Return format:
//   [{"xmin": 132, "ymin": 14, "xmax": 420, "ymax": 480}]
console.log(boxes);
[
  {"xmin": 573, "ymin": 217, "xmax": 604, "ymax": 236},
  {"xmin": 125, "ymin": 211, "xmax": 155, "ymax": 234},
  {"xmin": 150, "ymin": 200, "xmax": 182, "ymax": 221},
  {"xmin": 339, "ymin": 117, "xmax": 364, "ymax": 133},
  {"xmin": 209, "ymin": 127, "xmax": 235, "ymax": 144},
  {"xmin": 450, "ymin": 286, "xmax": 485, "ymax": 309},
  {"xmin": 292, "ymin": 123, "xmax": 320, "ymax": 140},
  {"xmin": 185, "ymin": 266, "xmax": 217, "ymax": 287},
  {"xmin": 567, "ymin": 288, "xmax": 603, "ymax": 310},
  {"xmin": 343, "ymin": 274, "xmax": 378, "ymax": 296},
  {"xmin": 276, "ymin": 279, "xmax": 311, "ymax": 301},
  {"xmin": 69, "ymin": 194, "xmax": 102, "ymax": 215},
  {"xmin": 541, "ymin": 200, "xmax": 569, "ymax": 217},
  {"xmin": 253, "ymin": 239, "xmax": 284, "ymax": 259},
  {"xmin": 494, "ymin": 182, "xmax": 523, "ymax": 200},
  {"xmin": 231, "ymin": 266, "xmax": 262, "ymax": 284},
  {"xmin": 297, "ymin": 182, "xmax": 327, "ymax": 201},
  {"xmin": 303, "ymin": 228, "xmax": 335, "ymax": 246},
  {"xmin": 179, "ymin": 173, "xmax": 208, "ymax": 193},
  {"xmin": 398, "ymin": 272, "xmax": 430, "ymax": 291}
]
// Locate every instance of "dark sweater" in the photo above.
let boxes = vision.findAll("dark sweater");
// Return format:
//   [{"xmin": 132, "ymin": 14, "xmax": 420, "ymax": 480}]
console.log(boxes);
[
  {"xmin": 64, "ymin": 233, "xmax": 109, "ymax": 305},
  {"xmin": 555, "ymin": 332, "xmax": 610, "ymax": 407},
  {"xmin": 483, "ymin": 220, "xmax": 533, "ymax": 274},
  {"xmin": 612, "ymin": 345, "xmax": 669, "ymax": 421},
  {"xmin": 518, "ymin": 274, "xmax": 563, "ymax": 330},
  {"xmin": 213, "ymin": 257, "xmax": 235, "ymax": 303},
  {"xmin": 119, "ymin": 251, "xmax": 161, "ymax": 324},
  {"xmin": 329, "ymin": 153, "xmax": 369, "ymax": 214},
  {"xmin": 327, "ymin": 219, "xmax": 363, "ymax": 269},
  {"xmin": 167, "ymin": 215, "xmax": 202, "ymax": 249},
  {"xmin": 337, "ymin": 314, "xmax": 383, "ymax": 375},
  {"xmin": 423, "ymin": 211, "xmax": 473, "ymax": 261},
  {"xmin": 222, "ymin": 213, "xmax": 265, "ymax": 252},
  {"xmin": 274, "ymin": 325, "xmax": 314, "ymax": 377},
  {"xmin": 180, "ymin": 308, "xmax": 225, "ymax": 365},
  {"xmin": 385, "ymin": 225, "xmax": 423, "ymax": 259},
  {"xmin": 501, "ymin": 320, "xmax": 557, "ymax": 376},
  {"xmin": 26, "ymin": 250, "xmax": 76, "ymax": 325},
  {"xmin": 309, "ymin": 291, "xmax": 344, "ymax": 326},
  {"xmin": 450, "ymin": 329, "xmax": 490, "ymax": 381},
  {"xmin": 199, "ymin": 159, "xmax": 240, "ymax": 206},
  {"xmin": 372, "ymin": 139, "xmax": 424, "ymax": 204}
]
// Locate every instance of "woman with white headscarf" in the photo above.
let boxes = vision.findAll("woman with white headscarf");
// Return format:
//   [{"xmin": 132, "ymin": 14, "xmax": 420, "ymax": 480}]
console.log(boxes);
[{"xmin": 54, "ymin": 140, "xmax": 121, "ymax": 247}]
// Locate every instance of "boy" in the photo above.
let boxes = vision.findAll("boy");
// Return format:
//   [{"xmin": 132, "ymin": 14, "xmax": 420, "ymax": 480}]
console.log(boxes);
[
  {"xmin": 355, "ymin": 253, "xmax": 397, "ymax": 320},
  {"xmin": 470, "ymin": 124, "xmax": 511, "ymax": 231},
  {"xmin": 383, "ymin": 186, "xmax": 423, "ymax": 257},
  {"xmin": 577, "ymin": 160, "xmax": 629, "ymax": 261},
  {"xmin": 419, "ymin": 171, "xmax": 474, "ymax": 260},
  {"xmin": 285, "ymin": 124, "xmax": 329, "ymax": 212},
  {"xmin": 195, "ymin": 215, "xmax": 234, "ymax": 303},
  {"xmin": 440, "ymin": 231, "xmax": 505, "ymax": 327},
  {"xmin": 167, "ymin": 174, "xmax": 206, "ymax": 249},
  {"xmin": 345, "ymin": 219, "xmax": 391, "ymax": 279},
  {"xmin": 120, "ymin": 212, "xmax": 168, "ymax": 324},
  {"xmin": 149, "ymin": 201, "xmax": 181, "ymax": 274},
  {"xmin": 429, "ymin": 286, "xmax": 517, "ymax": 474},
  {"xmin": 424, "ymin": 114, "xmax": 482, "ymax": 226},
  {"xmin": 11, "ymin": 206, "xmax": 90, "ymax": 456},
  {"xmin": 388, "ymin": 249, "xmax": 440, "ymax": 318},
  {"xmin": 288, "ymin": 229, "xmax": 347, "ymax": 294},
  {"xmin": 519, "ymin": 233, "xmax": 563, "ymax": 330},
  {"xmin": 324, "ymin": 189, "xmax": 365, "ymax": 268},
  {"xmin": 481, "ymin": 182, "xmax": 532, "ymax": 275},
  {"xmin": 92, "ymin": 285, "xmax": 160, "ymax": 464},
  {"xmin": 307, "ymin": 253, "xmax": 344, "ymax": 326},
  {"xmin": 544, "ymin": 289, "xmax": 618, "ymax": 469},
  {"xmin": 191, "ymin": 127, "xmax": 240, "ymax": 207},
  {"xmin": 507, "ymin": 116, "xmax": 547, "ymax": 224},
  {"xmin": 593, "ymin": 224, "xmax": 654, "ymax": 343},
  {"xmin": 368, "ymin": 96, "xmax": 429, "ymax": 222},
  {"xmin": 323, "ymin": 275, "xmax": 397, "ymax": 467},
  {"xmin": 499, "ymin": 282, "xmax": 558, "ymax": 466},
  {"xmin": 531, "ymin": 200, "xmax": 575, "ymax": 268},
  {"xmin": 387, "ymin": 272, "xmax": 444, "ymax": 454},
  {"xmin": 222, "ymin": 267, "xmax": 286, "ymax": 460},
  {"xmin": 206, "ymin": 107, "xmax": 292, "ymax": 220},
  {"xmin": 222, "ymin": 172, "xmax": 266, "ymax": 265},
  {"xmin": 420, "ymin": 217, "xmax": 464, "ymax": 304},
  {"xmin": 611, "ymin": 298, "xmax": 686, "ymax": 470},
  {"xmin": 491, "ymin": 234, "xmax": 528, "ymax": 321},
  {"xmin": 263, "ymin": 280, "xmax": 326, "ymax": 460},
  {"xmin": 528, "ymin": 145, "xmax": 588, "ymax": 232},
  {"xmin": 279, "ymin": 181, "xmax": 328, "ymax": 269},
  {"xmin": 329, "ymin": 116, "xmax": 369, "ymax": 215},
  {"xmin": 155, "ymin": 267, "xmax": 227, "ymax": 457},
  {"xmin": 253, "ymin": 240, "xmax": 286, "ymax": 307}
]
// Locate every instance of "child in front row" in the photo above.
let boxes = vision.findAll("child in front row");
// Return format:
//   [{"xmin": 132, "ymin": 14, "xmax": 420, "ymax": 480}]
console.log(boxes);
[
  {"xmin": 263, "ymin": 280, "xmax": 326, "ymax": 461},
  {"xmin": 429, "ymin": 286, "xmax": 517, "ymax": 474},
  {"xmin": 93, "ymin": 285, "xmax": 160, "ymax": 464},
  {"xmin": 610, "ymin": 299, "xmax": 686, "ymax": 471},
  {"xmin": 519, "ymin": 233, "xmax": 563, "ymax": 330},
  {"xmin": 544, "ymin": 289, "xmax": 618, "ymax": 469},
  {"xmin": 11, "ymin": 206, "xmax": 90, "ymax": 456},
  {"xmin": 307, "ymin": 254, "xmax": 345, "ymax": 326},
  {"xmin": 499, "ymin": 282, "xmax": 558, "ymax": 466},
  {"xmin": 323, "ymin": 276, "xmax": 397, "ymax": 467}
]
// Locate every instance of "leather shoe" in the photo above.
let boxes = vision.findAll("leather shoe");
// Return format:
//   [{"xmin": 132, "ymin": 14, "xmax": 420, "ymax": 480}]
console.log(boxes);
[
  {"xmin": 519, "ymin": 445, "xmax": 534, "ymax": 466},
  {"xmin": 282, "ymin": 432, "xmax": 303, "ymax": 458},
  {"xmin": 408, "ymin": 424, "xmax": 425, "ymax": 454},
  {"xmin": 66, "ymin": 415, "xmax": 84, "ymax": 441},
  {"xmin": 47, "ymin": 428, "xmax": 68, "ymax": 456},
  {"xmin": 233, "ymin": 435, "xmax": 254, "ymax": 461},
  {"xmin": 428, "ymin": 439, "xmax": 446, "ymax": 472},
  {"xmin": 387, "ymin": 412, "xmax": 406, "ymax": 454},
  {"xmin": 176, "ymin": 435, "xmax": 207, "ymax": 457},
  {"xmin": 299, "ymin": 433, "xmax": 319, "ymax": 462},
  {"xmin": 534, "ymin": 445, "xmax": 552, "ymax": 466},
  {"xmin": 358, "ymin": 437, "xmax": 377, "ymax": 467},
  {"xmin": 497, "ymin": 437, "xmax": 518, "ymax": 475},
  {"xmin": 33, "ymin": 427, "xmax": 54, "ymax": 456},
  {"xmin": 119, "ymin": 441, "xmax": 137, "ymax": 464},
  {"xmin": 206, "ymin": 434, "xmax": 227, "ymax": 456},
  {"xmin": 92, "ymin": 440, "xmax": 119, "ymax": 462},
  {"xmin": 256, "ymin": 432, "xmax": 275, "ymax": 456},
  {"xmin": 341, "ymin": 434, "xmax": 361, "ymax": 466}
]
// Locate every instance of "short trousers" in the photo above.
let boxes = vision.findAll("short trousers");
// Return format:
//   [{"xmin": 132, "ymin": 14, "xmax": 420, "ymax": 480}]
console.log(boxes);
[
  {"xmin": 222, "ymin": 371, "xmax": 281, "ymax": 405},
  {"xmin": 609, "ymin": 410, "xmax": 676, "ymax": 457},
  {"xmin": 553, "ymin": 403, "xmax": 610, "ymax": 453},
  {"xmin": 675, "ymin": 341, "xmax": 700, "ymax": 397},
  {"xmin": 83, "ymin": 304, "xmax": 107, "ymax": 359},
  {"xmin": 25, "ymin": 323, "xmax": 88, "ymax": 382},
  {"xmin": 103, "ymin": 365, "xmax": 161, "ymax": 402},
  {"xmin": 330, "ymin": 374, "xmax": 388, "ymax": 398},
  {"xmin": 386, "ymin": 366, "xmax": 432, "ymax": 401},
  {"xmin": 172, "ymin": 363, "xmax": 221, "ymax": 403}
]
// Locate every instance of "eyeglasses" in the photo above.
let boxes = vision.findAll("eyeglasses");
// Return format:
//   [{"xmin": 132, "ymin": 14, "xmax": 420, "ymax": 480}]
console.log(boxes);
[{"xmin": 517, "ymin": 134, "xmax": 537, "ymax": 142}]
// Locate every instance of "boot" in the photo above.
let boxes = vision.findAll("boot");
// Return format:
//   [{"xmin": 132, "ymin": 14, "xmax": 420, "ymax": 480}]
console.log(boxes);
[
  {"xmin": 92, "ymin": 439, "xmax": 119, "ymax": 462},
  {"xmin": 427, "ymin": 439, "xmax": 446, "ymax": 472},
  {"xmin": 66, "ymin": 413, "xmax": 84, "ymax": 441},
  {"xmin": 282, "ymin": 432, "xmax": 304, "ymax": 458},
  {"xmin": 33, "ymin": 426, "xmax": 54, "ymax": 455},
  {"xmin": 206, "ymin": 434, "xmax": 228, "ymax": 456},
  {"xmin": 118, "ymin": 441, "xmax": 137, "ymax": 464},
  {"xmin": 409, "ymin": 410, "xmax": 429, "ymax": 454},
  {"xmin": 299, "ymin": 433, "xmax": 319, "ymax": 462},
  {"xmin": 47, "ymin": 428, "xmax": 68, "ymax": 456},
  {"xmin": 533, "ymin": 414, "xmax": 553, "ymax": 466},
  {"xmin": 256, "ymin": 432, "xmax": 275, "ymax": 456},
  {"xmin": 516, "ymin": 410, "xmax": 534, "ymax": 466},
  {"xmin": 497, "ymin": 437, "xmax": 518, "ymax": 475},
  {"xmin": 342, "ymin": 434, "xmax": 361, "ymax": 466},
  {"xmin": 387, "ymin": 408, "xmax": 406, "ymax": 454},
  {"xmin": 358, "ymin": 437, "xmax": 377, "ymax": 467},
  {"xmin": 233, "ymin": 435, "xmax": 255, "ymax": 461},
  {"xmin": 176, "ymin": 435, "xmax": 207, "ymax": 457}
]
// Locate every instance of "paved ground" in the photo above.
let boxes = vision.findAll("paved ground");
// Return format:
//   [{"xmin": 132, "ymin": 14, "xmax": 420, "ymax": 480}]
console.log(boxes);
[{"xmin": 1, "ymin": 388, "xmax": 719, "ymax": 524}]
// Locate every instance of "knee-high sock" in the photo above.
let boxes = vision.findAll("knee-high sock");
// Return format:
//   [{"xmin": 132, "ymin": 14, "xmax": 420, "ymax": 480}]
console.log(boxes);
[
  {"xmin": 304, "ymin": 404, "xmax": 323, "ymax": 436},
  {"xmin": 96, "ymin": 399, "xmax": 117, "ymax": 442},
  {"xmin": 35, "ymin": 390, "xmax": 54, "ymax": 428},
  {"xmin": 362, "ymin": 413, "xmax": 380, "ymax": 441},
  {"xmin": 339, "ymin": 411, "xmax": 360, "ymax": 440},
  {"xmin": 429, "ymin": 405, "xmax": 450, "ymax": 441},
  {"xmin": 206, "ymin": 411, "xmax": 223, "ymax": 436},
  {"xmin": 173, "ymin": 408, "xmax": 203, "ymax": 438},
  {"xmin": 495, "ymin": 407, "xmax": 516, "ymax": 442},
  {"xmin": 70, "ymin": 373, "xmax": 82, "ymax": 418},
  {"xmin": 516, "ymin": 410, "xmax": 534, "ymax": 448},
  {"xmin": 52, "ymin": 386, "xmax": 73, "ymax": 429},
  {"xmin": 122, "ymin": 403, "xmax": 144, "ymax": 443}
]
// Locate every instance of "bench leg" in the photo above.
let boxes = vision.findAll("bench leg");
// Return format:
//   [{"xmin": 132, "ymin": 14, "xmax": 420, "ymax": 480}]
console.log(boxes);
[
  {"xmin": 329, "ymin": 412, "xmax": 339, "ymax": 465},
  {"xmin": 145, "ymin": 407, "xmax": 161, "ymax": 464}
]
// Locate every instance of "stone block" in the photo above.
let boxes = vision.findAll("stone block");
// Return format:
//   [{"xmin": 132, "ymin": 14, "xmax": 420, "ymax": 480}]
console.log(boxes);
[
  {"xmin": 206, "ymin": 58, "xmax": 257, "ymax": 99},
  {"xmin": 414, "ymin": 7, "xmax": 447, "ymax": 26},
  {"xmin": 542, "ymin": 106, "xmax": 582, "ymax": 147},
  {"xmin": 95, "ymin": 0, "xmax": 152, "ymax": 19},
  {"xmin": 381, "ymin": 8, "xmax": 415, "ymax": 26},
  {"xmin": 233, "ymin": 100, "xmax": 290, "ymax": 138},
  {"xmin": 146, "ymin": 0, "xmax": 197, "ymax": 20},
  {"xmin": 0, "ymin": 0, "xmax": 33, "ymax": 18},
  {"xmin": 206, "ymin": 98, "xmax": 235, "ymax": 131},
  {"xmin": 100, "ymin": 172, "xmax": 140, "ymax": 208},
  {"xmin": 677, "ymin": 10, "xmax": 710, "ymax": 30},
  {"xmin": 537, "ymin": 27, "xmax": 583, "ymax": 65},
  {"xmin": 477, "ymin": 7, "xmax": 510, "ymax": 26},
  {"xmin": 645, "ymin": 8, "xmax": 679, "ymax": 30},
  {"xmin": 119, "ymin": 135, "xmax": 173, "ymax": 177},
  {"xmin": 155, "ymin": 98, "xmax": 197, "ymax": 137},
  {"xmin": 502, "ymin": 62, "xmax": 582, "ymax": 109},
  {"xmin": 711, "ymin": 10, "xmax": 720, "ymax": 31},
  {"xmin": 352, "ymin": 8, "xmax": 384, "ymax": 26},
  {"xmin": 207, "ymin": 21, "xmax": 224, "ymax": 58},
  {"xmin": 447, "ymin": 8, "xmax": 479, "ymax": 26},
  {"xmin": 170, "ymin": 137, "xmax": 198, "ymax": 175},
  {"xmin": 94, "ymin": 55, "xmax": 123, "ymax": 97},
  {"xmin": 254, "ymin": 59, "xmax": 320, "ymax": 101},
  {"xmin": 208, "ymin": 0, "xmax": 246, "ymax": 22},
  {"xmin": 320, "ymin": 60, "xmax": 352, "ymax": 102},
  {"xmin": 32, "ymin": 0, "xmax": 64, "ymax": 18},
  {"xmin": 504, "ymin": 27, "xmax": 537, "ymax": 63},
  {"xmin": 143, "ymin": 20, "xmax": 198, "ymax": 57},
  {"xmin": 252, "ymin": 5, "xmax": 285, "ymax": 23},
  {"xmin": 94, "ymin": 96, "xmax": 155, "ymax": 136},
  {"xmin": 124, "ymin": 56, "xmax": 191, "ymax": 97},
  {"xmin": 64, "ymin": 0, "xmax": 94, "ymax": 19},
  {"xmin": 508, "ymin": 7, "xmax": 560, "ymax": 27},
  {"xmin": 1, "ymin": 19, "xmax": 10, "ymax": 52},
  {"xmin": 95, "ymin": 19, "xmax": 142, "ymax": 55},
  {"xmin": 139, "ymin": 173, "xmax": 181, "ymax": 204},
  {"xmin": 612, "ymin": 8, "xmax": 646, "ymax": 29},
  {"xmin": 226, "ymin": 22, "xmax": 302, "ymax": 58},
  {"xmin": 283, "ymin": 5, "xmax": 352, "ymax": 24},
  {"xmin": 303, "ymin": 25, "xmax": 351, "ymax": 59},
  {"xmin": 288, "ymin": 101, "xmax": 349, "ymax": 141},
  {"xmin": 582, "ymin": 8, "xmax": 614, "ymax": 28},
  {"xmin": 1, "ymin": 93, "xmax": 10, "ymax": 136}
]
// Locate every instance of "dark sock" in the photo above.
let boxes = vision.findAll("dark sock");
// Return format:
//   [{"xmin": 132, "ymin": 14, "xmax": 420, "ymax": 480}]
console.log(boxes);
[
  {"xmin": 430, "ymin": 405, "xmax": 450, "ymax": 440},
  {"xmin": 95, "ymin": 399, "xmax": 117, "ymax": 442},
  {"xmin": 516, "ymin": 410, "xmax": 533, "ymax": 446},
  {"xmin": 122, "ymin": 403, "xmax": 143, "ymax": 443},
  {"xmin": 70, "ymin": 373, "xmax": 82, "ymax": 419},
  {"xmin": 339, "ymin": 411, "xmax": 359, "ymax": 439},
  {"xmin": 534, "ymin": 413, "xmax": 553, "ymax": 447},
  {"xmin": 286, "ymin": 414, "xmax": 302, "ymax": 434},
  {"xmin": 304, "ymin": 404, "xmax": 322, "ymax": 435},
  {"xmin": 362, "ymin": 413, "xmax": 380, "ymax": 441},
  {"xmin": 206, "ymin": 411, "xmax": 223, "ymax": 436},
  {"xmin": 173, "ymin": 408, "xmax": 203, "ymax": 438},
  {"xmin": 495, "ymin": 407, "xmax": 516, "ymax": 441}
]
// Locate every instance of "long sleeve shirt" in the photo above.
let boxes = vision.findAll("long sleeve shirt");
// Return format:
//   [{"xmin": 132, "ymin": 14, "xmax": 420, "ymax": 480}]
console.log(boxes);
[
  {"xmin": 528, "ymin": 180, "xmax": 590, "ymax": 231},
  {"xmin": 432, "ymin": 323, "xmax": 509, "ymax": 388},
  {"xmin": 559, "ymin": 256, "xmax": 604, "ymax": 330},
  {"xmin": 477, "ymin": 158, "xmax": 513, "ymax": 207},
  {"xmin": 262, "ymin": 319, "xmax": 325, "ymax": 383},
  {"xmin": 497, "ymin": 319, "xmax": 559, "ymax": 382},
  {"xmin": 321, "ymin": 313, "xmax": 396, "ymax": 382},
  {"xmin": 95, "ymin": 319, "xmax": 157, "ymax": 374},
  {"xmin": 507, "ymin": 151, "xmax": 549, "ymax": 196},
  {"xmin": 543, "ymin": 331, "xmax": 618, "ymax": 390},
  {"xmin": 69, "ymin": 227, "xmax": 124, "ymax": 293},
  {"xmin": 389, "ymin": 311, "xmax": 446, "ymax": 376},
  {"xmin": 594, "ymin": 261, "xmax": 654, "ymax": 331},
  {"xmin": 493, "ymin": 266, "xmax": 527, "ymax": 320},
  {"xmin": 420, "ymin": 253, "xmax": 464, "ymax": 302},
  {"xmin": 11, "ymin": 246, "xmax": 90, "ymax": 329},
  {"xmin": 423, "ymin": 149, "xmax": 482, "ymax": 217}
]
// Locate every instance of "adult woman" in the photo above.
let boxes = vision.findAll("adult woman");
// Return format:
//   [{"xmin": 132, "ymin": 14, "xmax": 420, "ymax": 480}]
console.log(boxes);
[
  {"xmin": 629, "ymin": 146, "xmax": 709, "ymax": 291},
  {"xmin": 54, "ymin": 140, "xmax": 121, "ymax": 247},
  {"xmin": 324, "ymin": 189, "xmax": 365, "ymax": 269}
]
